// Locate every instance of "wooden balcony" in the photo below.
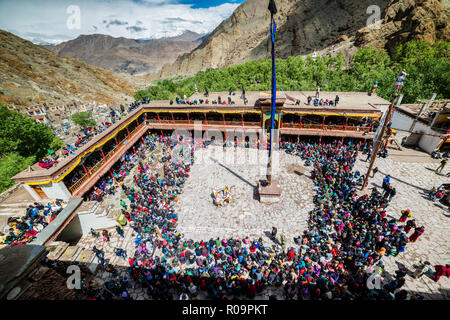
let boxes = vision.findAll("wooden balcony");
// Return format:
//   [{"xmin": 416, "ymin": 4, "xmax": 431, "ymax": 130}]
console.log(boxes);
[{"xmin": 68, "ymin": 123, "xmax": 146, "ymax": 196}]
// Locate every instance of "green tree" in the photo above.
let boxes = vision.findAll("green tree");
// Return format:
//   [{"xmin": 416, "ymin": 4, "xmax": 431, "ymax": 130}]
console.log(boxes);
[
  {"xmin": 72, "ymin": 111, "xmax": 96, "ymax": 128},
  {"xmin": 0, "ymin": 153, "xmax": 35, "ymax": 192},
  {"xmin": 133, "ymin": 40, "xmax": 449, "ymax": 104},
  {"xmin": 0, "ymin": 104, "xmax": 63, "ymax": 193},
  {"xmin": 0, "ymin": 104, "xmax": 58, "ymax": 159}
]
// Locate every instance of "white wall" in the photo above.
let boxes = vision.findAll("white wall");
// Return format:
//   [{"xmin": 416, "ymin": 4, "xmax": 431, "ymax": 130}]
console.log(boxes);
[
  {"xmin": 418, "ymin": 127, "xmax": 444, "ymax": 154},
  {"xmin": 391, "ymin": 109, "xmax": 444, "ymax": 154},
  {"xmin": 77, "ymin": 211, "xmax": 117, "ymax": 234},
  {"xmin": 40, "ymin": 181, "xmax": 72, "ymax": 201},
  {"xmin": 391, "ymin": 111, "xmax": 414, "ymax": 131}
]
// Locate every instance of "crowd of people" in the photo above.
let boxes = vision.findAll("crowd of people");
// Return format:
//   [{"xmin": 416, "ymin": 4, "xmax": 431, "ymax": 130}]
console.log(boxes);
[
  {"xmin": 69, "ymin": 134, "xmax": 440, "ymax": 301},
  {"xmin": 0, "ymin": 200, "xmax": 65, "ymax": 245}
]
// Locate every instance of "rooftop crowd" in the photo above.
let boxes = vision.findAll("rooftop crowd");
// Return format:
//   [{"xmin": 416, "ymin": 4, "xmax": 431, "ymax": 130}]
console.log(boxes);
[{"xmin": 0, "ymin": 199, "xmax": 65, "ymax": 246}]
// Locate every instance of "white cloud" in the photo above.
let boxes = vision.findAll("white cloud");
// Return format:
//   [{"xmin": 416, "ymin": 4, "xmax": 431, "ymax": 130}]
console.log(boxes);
[{"xmin": 0, "ymin": 0, "xmax": 241, "ymax": 43}]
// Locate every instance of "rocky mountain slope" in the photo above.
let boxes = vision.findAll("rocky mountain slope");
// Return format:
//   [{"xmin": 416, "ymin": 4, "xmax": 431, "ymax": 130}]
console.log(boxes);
[
  {"xmin": 159, "ymin": 0, "xmax": 449, "ymax": 79},
  {"xmin": 355, "ymin": 0, "xmax": 450, "ymax": 53},
  {"xmin": 0, "ymin": 30, "xmax": 146, "ymax": 107},
  {"xmin": 45, "ymin": 31, "xmax": 204, "ymax": 75}
]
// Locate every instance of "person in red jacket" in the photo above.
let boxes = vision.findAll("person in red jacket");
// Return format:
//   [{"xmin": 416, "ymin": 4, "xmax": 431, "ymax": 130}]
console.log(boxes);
[
  {"xmin": 434, "ymin": 264, "xmax": 450, "ymax": 282},
  {"xmin": 247, "ymin": 280, "xmax": 256, "ymax": 298},
  {"xmin": 409, "ymin": 226, "xmax": 425, "ymax": 243}
]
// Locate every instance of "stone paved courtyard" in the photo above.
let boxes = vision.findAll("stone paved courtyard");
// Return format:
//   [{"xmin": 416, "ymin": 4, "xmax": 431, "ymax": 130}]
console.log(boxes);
[
  {"xmin": 74, "ymin": 145, "xmax": 450, "ymax": 299},
  {"xmin": 174, "ymin": 147, "xmax": 314, "ymax": 244}
]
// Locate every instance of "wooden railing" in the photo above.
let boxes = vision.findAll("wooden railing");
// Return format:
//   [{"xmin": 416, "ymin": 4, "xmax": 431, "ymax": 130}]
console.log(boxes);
[
  {"xmin": 282, "ymin": 123, "xmax": 300, "ymax": 128},
  {"xmin": 300, "ymin": 124, "xmax": 323, "ymax": 130},
  {"xmin": 281, "ymin": 123, "xmax": 373, "ymax": 133},
  {"xmin": 146, "ymin": 119, "xmax": 261, "ymax": 127},
  {"xmin": 68, "ymin": 124, "xmax": 144, "ymax": 194},
  {"xmin": 243, "ymin": 122, "xmax": 260, "ymax": 127},
  {"xmin": 205, "ymin": 121, "xmax": 224, "ymax": 126}
]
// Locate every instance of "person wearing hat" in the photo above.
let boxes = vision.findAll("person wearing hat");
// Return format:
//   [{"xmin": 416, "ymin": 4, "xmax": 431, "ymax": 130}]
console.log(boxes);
[{"xmin": 398, "ymin": 209, "xmax": 411, "ymax": 223}]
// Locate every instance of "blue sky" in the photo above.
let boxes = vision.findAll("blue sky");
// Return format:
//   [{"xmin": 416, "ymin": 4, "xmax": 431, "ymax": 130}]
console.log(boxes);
[{"xmin": 0, "ymin": 0, "xmax": 245, "ymax": 44}]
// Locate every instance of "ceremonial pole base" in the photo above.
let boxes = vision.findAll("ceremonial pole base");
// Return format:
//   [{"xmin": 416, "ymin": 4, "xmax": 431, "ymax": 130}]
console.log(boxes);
[{"xmin": 258, "ymin": 179, "xmax": 281, "ymax": 204}]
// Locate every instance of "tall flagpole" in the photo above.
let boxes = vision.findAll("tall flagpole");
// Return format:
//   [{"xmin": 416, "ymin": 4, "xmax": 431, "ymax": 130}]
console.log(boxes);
[
  {"xmin": 361, "ymin": 70, "xmax": 407, "ymax": 191},
  {"xmin": 267, "ymin": 0, "xmax": 277, "ymax": 186}
]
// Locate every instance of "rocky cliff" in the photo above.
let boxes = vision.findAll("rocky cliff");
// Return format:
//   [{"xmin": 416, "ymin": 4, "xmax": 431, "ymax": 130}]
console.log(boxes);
[
  {"xmin": 159, "ymin": 0, "xmax": 449, "ymax": 79},
  {"xmin": 355, "ymin": 0, "xmax": 450, "ymax": 53}
]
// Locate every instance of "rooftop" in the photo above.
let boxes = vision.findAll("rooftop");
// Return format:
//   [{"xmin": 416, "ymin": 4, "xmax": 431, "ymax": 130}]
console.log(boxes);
[{"xmin": 185, "ymin": 91, "xmax": 390, "ymax": 112}]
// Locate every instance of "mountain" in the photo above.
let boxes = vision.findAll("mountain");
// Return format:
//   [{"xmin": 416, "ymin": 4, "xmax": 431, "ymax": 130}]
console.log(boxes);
[
  {"xmin": 161, "ymin": 30, "xmax": 206, "ymax": 42},
  {"xmin": 0, "ymin": 30, "xmax": 146, "ymax": 107},
  {"xmin": 159, "ymin": 0, "xmax": 449, "ymax": 79},
  {"xmin": 45, "ymin": 31, "xmax": 204, "ymax": 76}
]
